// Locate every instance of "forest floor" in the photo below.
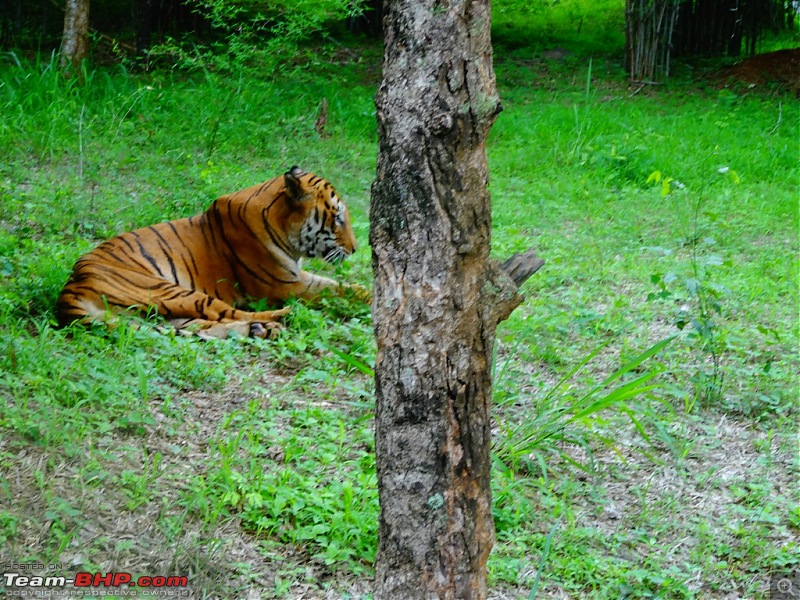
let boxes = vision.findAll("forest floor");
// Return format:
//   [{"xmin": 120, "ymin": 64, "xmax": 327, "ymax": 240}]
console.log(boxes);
[{"xmin": 4, "ymin": 360, "xmax": 793, "ymax": 599}]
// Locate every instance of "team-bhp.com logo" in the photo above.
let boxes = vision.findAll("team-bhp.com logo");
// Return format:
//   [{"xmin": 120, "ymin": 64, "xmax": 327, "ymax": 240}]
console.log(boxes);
[{"xmin": 4, "ymin": 571, "xmax": 188, "ymax": 589}]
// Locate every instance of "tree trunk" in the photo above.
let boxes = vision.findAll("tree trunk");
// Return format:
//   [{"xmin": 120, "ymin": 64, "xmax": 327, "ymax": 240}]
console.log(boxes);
[
  {"xmin": 60, "ymin": 0, "xmax": 90, "ymax": 71},
  {"xmin": 370, "ymin": 1, "xmax": 541, "ymax": 598},
  {"xmin": 625, "ymin": 0, "xmax": 679, "ymax": 82},
  {"xmin": 136, "ymin": 0, "xmax": 154, "ymax": 58}
]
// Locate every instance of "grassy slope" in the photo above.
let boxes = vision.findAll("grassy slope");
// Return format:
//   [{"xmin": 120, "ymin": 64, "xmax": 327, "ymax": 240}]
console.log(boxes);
[
  {"xmin": 1, "ymin": 11, "xmax": 798, "ymax": 600},
  {"xmin": 487, "ymin": 52, "xmax": 798, "ymax": 598}
]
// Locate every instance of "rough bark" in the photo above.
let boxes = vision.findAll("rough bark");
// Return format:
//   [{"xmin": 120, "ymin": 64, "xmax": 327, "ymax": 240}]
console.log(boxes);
[
  {"xmin": 370, "ymin": 1, "xmax": 541, "ymax": 598},
  {"xmin": 60, "ymin": 0, "xmax": 90, "ymax": 71}
]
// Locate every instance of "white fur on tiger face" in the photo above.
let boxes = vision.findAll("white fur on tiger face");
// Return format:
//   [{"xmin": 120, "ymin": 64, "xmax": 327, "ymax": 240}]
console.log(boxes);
[{"xmin": 298, "ymin": 193, "xmax": 354, "ymax": 263}]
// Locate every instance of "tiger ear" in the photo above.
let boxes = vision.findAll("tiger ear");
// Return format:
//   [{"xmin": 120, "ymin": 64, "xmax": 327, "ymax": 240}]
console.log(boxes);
[{"xmin": 284, "ymin": 166, "xmax": 306, "ymax": 202}]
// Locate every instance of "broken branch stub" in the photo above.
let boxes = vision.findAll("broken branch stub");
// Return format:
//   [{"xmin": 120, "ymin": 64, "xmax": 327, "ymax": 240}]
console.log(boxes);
[{"xmin": 485, "ymin": 245, "xmax": 545, "ymax": 324}]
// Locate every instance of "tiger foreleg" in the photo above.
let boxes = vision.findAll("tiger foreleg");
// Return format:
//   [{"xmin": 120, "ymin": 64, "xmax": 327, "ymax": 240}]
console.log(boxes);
[
  {"xmin": 164, "ymin": 303, "xmax": 290, "ymax": 339},
  {"xmin": 291, "ymin": 272, "xmax": 372, "ymax": 304}
]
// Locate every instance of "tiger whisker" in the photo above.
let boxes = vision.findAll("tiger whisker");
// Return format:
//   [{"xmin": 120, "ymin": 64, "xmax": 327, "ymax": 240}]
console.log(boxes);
[{"xmin": 325, "ymin": 247, "xmax": 347, "ymax": 264}]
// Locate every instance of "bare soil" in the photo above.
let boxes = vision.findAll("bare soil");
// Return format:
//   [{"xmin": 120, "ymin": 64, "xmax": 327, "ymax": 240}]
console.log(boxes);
[{"xmin": 715, "ymin": 48, "xmax": 800, "ymax": 93}]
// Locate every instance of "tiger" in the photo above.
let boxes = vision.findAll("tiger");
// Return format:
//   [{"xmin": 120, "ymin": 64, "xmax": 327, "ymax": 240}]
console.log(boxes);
[{"xmin": 56, "ymin": 166, "xmax": 369, "ymax": 339}]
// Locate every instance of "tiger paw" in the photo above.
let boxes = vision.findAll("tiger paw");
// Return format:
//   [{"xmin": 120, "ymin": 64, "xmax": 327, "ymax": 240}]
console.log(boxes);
[
  {"xmin": 249, "ymin": 321, "xmax": 284, "ymax": 339},
  {"xmin": 346, "ymin": 284, "xmax": 373, "ymax": 304}
]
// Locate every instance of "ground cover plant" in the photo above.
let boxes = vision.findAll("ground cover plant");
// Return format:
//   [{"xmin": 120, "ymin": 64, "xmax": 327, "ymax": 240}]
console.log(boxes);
[{"xmin": 1, "ymin": 3, "xmax": 797, "ymax": 598}]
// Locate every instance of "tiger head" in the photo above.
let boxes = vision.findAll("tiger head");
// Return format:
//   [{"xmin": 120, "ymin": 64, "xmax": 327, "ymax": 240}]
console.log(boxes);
[{"xmin": 283, "ymin": 166, "xmax": 358, "ymax": 263}]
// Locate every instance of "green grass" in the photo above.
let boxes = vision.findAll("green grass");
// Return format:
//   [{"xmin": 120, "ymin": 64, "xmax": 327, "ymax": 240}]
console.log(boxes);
[
  {"xmin": 1, "ymin": 18, "xmax": 798, "ymax": 599},
  {"xmin": 492, "ymin": 0, "xmax": 626, "ymax": 58}
]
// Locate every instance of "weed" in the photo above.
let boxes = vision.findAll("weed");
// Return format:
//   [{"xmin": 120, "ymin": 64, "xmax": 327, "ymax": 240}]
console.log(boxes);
[
  {"xmin": 185, "ymin": 401, "xmax": 378, "ymax": 574},
  {"xmin": 527, "ymin": 518, "xmax": 560, "ymax": 599},
  {"xmin": 493, "ymin": 336, "xmax": 674, "ymax": 474},
  {"xmin": 646, "ymin": 162, "xmax": 756, "ymax": 406}
]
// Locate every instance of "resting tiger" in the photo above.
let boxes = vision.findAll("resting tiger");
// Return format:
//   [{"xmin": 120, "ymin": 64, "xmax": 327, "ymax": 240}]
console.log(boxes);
[{"xmin": 57, "ymin": 167, "xmax": 368, "ymax": 339}]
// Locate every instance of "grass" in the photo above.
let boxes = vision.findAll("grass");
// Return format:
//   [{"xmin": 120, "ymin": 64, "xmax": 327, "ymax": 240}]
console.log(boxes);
[{"xmin": 1, "ymin": 4, "xmax": 798, "ymax": 598}]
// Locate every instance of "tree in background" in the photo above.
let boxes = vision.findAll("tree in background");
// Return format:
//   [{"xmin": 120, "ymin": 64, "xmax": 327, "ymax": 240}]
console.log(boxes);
[
  {"xmin": 144, "ymin": 0, "xmax": 366, "ymax": 70},
  {"xmin": 61, "ymin": 0, "xmax": 90, "ymax": 70},
  {"xmin": 4, "ymin": 0, "xmax": 797, "ymax": 72},
  {"xmin": 671, "ymin": 0, "xmax": 794, "ymax": 57},
  {"xmin": 625, "ymin": 0, "xmax": 679, "ymax": 82},
  {"xmin": 2, "ymin": 0, "xmax": 365, "ymax": 71},
  {"xmin": 370, "ymin": 0, "xmax": 543, "ymax": 596},
  {"xmin": 626, "ymin": 0, "xmax": 797, "ymax": 82}
]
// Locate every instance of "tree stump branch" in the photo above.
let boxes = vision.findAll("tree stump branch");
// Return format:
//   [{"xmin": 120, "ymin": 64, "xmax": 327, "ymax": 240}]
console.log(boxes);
[
  {"xmin": 485, "ymin": 246, "xmax": 544, "ymax": 324},
  {"xmin": 500, "ymin": 246, "xmax": 545, "ymax": 287}
]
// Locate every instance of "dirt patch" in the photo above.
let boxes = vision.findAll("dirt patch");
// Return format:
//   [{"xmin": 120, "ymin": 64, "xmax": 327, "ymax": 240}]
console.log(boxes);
[
  {"xmin": 0, "ymin": 365, "xmax": 385, "ymax": 599},
  {"xmin": 0, "ymin": 391, "xmax": 283, "ymax": 599},
  {"xmin": 715, "ymin": 48, "xmax": 800, "ymax": 93},
  {"xmin": 560, "ymin": 412, "xmax": 797, "ymax": 598}
]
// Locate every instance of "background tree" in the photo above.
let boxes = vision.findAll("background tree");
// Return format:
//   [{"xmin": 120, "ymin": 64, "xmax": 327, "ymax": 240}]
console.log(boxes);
[
  {"xmin": 670, "ymin": 0, "xmax": 793, "ymax": 57},
  {"xmin": 60, "ymin": 0, "xmax": 90, "ymax": 70},
  {"xmin": 626, "ymin": 0, "xmax": 797, "ymax": 82},
  {"xmin": 370, "ymin": 0, "xmax": 543, "ymax": 597},
  {"xmin": 625, "ymin": 0, "xmax": 679, "ymax": 82},
  {"xmin": 136, "ymin": 0, "xmax": 154, "ymax": 58}
]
